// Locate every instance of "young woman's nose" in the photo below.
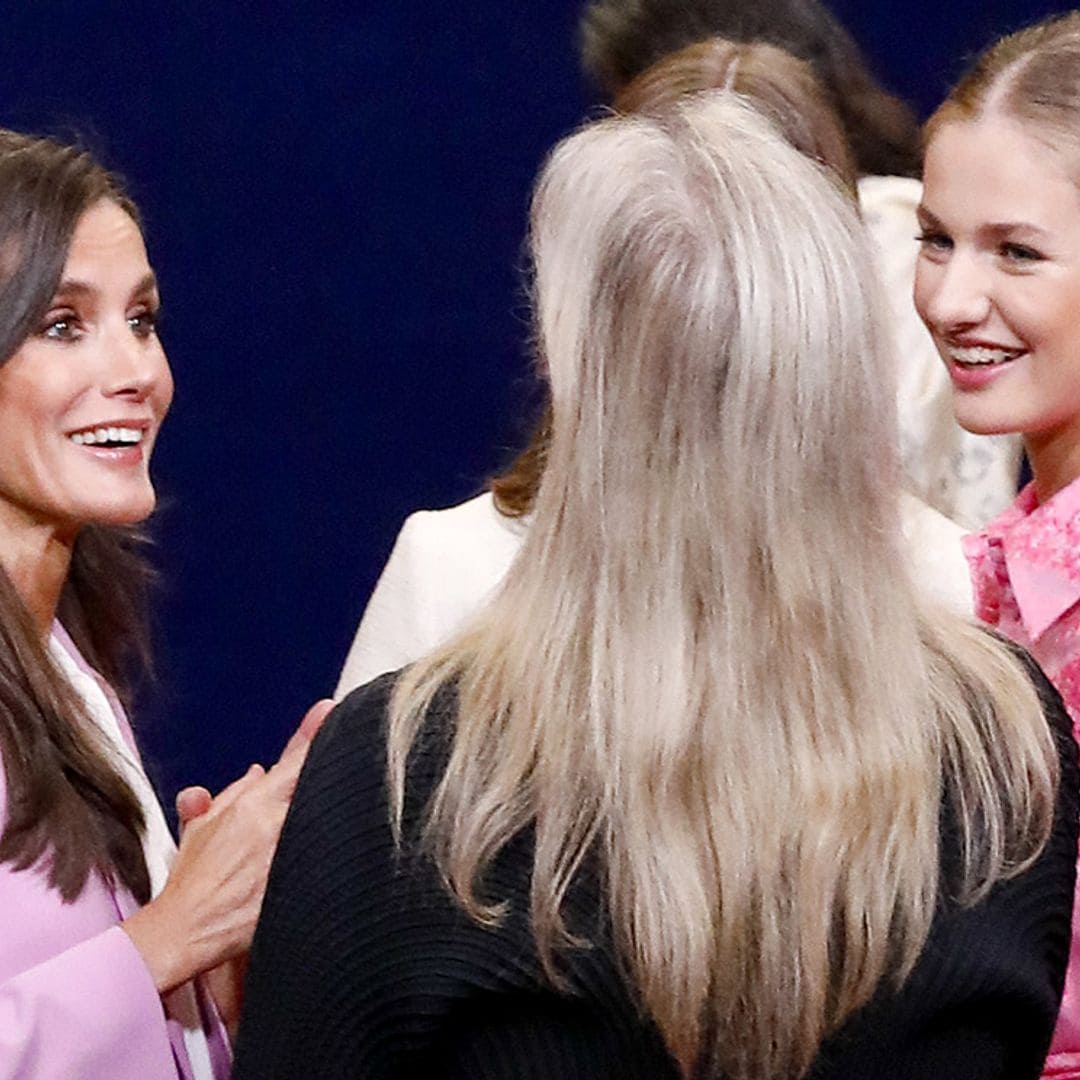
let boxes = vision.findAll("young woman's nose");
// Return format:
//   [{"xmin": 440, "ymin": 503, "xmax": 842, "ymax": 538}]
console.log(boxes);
[{"xmin": 919, "ymin": 252, "xmax": 993, "ymax": 333}]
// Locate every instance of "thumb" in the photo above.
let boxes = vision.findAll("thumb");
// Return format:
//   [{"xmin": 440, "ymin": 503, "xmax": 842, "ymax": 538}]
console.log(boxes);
[
  {"xmin": 297, "ymin": 697, "xmax": 334, "ymax": 743},
  {"xmin": 175, "ymin": 785, "xmax": 213, "ymax": 832},
  {"xmin": 279, "ymin": 698, "xmax": 335, "ymax": 764}
]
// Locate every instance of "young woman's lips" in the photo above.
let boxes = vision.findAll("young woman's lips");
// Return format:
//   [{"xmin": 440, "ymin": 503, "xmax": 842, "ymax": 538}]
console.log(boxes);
[{"xmin": 944, "ymin": 342, "xmax": 1026, "ymax": 391}]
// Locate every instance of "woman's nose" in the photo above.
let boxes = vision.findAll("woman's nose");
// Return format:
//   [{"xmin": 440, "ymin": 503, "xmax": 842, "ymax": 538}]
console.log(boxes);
[
  {"xmin": 100, "ymin": 325, "xmax": 168, "ymax": 402},
  {"xmin": 919, "ymin": 253, "xmax": 993, "ymax": 333}
]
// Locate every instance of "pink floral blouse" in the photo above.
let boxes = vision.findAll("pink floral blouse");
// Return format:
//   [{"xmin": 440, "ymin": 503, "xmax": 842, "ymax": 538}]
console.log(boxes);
[{"xmin": 965, "ymin": 478, "xmax": 1080, "ymax": 1079}]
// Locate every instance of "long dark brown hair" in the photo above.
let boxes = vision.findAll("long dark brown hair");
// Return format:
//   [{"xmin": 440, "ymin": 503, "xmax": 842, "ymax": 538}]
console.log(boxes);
[{"xmin": 0, "ymin": 130, "xmax": 153, "ymax": 903}]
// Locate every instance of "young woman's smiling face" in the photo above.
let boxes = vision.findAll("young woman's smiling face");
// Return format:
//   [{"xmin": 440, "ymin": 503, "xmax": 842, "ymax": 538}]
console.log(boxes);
[
  {"xmin": 914, "ymin": 112, "xmax": 1080, "ymax": 483},
  {"xmin": 0, "ymin": 198, "xmax": 172, "ymax": 546}
]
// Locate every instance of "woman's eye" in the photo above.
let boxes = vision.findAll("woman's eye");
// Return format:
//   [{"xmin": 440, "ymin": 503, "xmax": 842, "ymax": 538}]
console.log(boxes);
[
  {"xmin": 1000, "ymin": 242, "xmax": 1044, "ymax": 264},
  {"xmin": 39, "ymin": 313, "xmax": 81, "ymax": 341},
  {"xmin": 915, "ymin": 231, "xmax": 952, "ymax": 254},
  {"xmin": 128, "ymin": 308, "xmax": 160, "ymax": 338}
]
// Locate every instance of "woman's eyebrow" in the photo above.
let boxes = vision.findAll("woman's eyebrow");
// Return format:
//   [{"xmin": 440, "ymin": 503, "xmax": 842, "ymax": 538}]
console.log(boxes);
[
  {"xmin": 52, "ymin": 270, "xmax": 158, "ymax": 299},
  {"xmin": 914, "ymin": 205, "xmax": 943, "ymax": 227},
  {"xmin": 980, "ymin": 221, "xmax": 1050, "ymax": 240},
  {"xmin": 915, "ymin": 205, "xmax": 1050, "ymax": 241}
]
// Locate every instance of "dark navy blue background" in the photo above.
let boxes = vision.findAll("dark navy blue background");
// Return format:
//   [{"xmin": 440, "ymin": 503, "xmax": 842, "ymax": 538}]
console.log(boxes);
[{"xmin": 0, "ymin": 2, "xmax": 1070, "ymax": 802}]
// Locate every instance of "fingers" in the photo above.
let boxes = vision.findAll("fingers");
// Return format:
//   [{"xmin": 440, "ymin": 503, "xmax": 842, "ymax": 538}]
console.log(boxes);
[
  {"xmin": 176, "ymin": 786, "xmax": 213, "ymax": 828},
  {"xmin": 301, "ymin": 696, "xmax": 334, "ymax": 739},
  {"xmin": 183, "ymin": 764, "xmax": 266, "ymax": 829},
  {"xmin": 177, "ymin": 697, "xmax": 333, "ymax": 830},
  {"xmin": 155, "ymin": 700, "xmax": 336, "ymax": 981},
  {"xmin": 266, "ymin": 698, "xmax": 335, "ymax": 798},
  {"xmin": 215, "ymin": 763, "xmax": 267, "ymax": 806}
]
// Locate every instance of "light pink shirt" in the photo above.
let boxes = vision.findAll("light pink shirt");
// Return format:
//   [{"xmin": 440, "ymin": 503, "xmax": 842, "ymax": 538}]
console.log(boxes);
[{"xmin": 966, "ymin": 479, "xmax": 1080, "ymax": 1079}]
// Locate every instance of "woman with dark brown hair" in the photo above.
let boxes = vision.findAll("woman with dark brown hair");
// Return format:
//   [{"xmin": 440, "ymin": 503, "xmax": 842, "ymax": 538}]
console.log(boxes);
[
  {"xmin": 0, "ymin": 128, "xmax": 328, "ymax": 1077},
  {"xmin": 578, "ymin": 0, "xmax": 920, "ymax": 178}
]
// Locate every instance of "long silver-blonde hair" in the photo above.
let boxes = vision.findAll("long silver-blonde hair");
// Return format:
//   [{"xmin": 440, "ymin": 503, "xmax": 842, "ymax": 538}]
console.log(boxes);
[{"xmin": 389, "ymin": 95, "xmax": 1057, "ymax": 1079}]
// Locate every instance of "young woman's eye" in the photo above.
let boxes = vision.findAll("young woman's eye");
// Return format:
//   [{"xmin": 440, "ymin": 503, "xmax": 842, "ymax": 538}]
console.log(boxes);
[
  {"xmin": 39, "ymin": 312, "xmax": 81, "ymax": 341},
  {"xmin": 127, "ymin": 307, "xmax": 160, "ymax": 338},
  {"xmin": 915, "ymin": 231, "xmax": 952, "ymax": 255},
  {"xmin": 1000, "ymin": 242, "xmax": 1044, "ymax": 264}
]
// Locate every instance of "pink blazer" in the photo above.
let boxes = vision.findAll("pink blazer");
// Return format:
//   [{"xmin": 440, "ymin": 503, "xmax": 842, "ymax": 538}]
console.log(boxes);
[{"xmin": 0, "ymin": 627, "xmax": 231, "ymax": 1078}]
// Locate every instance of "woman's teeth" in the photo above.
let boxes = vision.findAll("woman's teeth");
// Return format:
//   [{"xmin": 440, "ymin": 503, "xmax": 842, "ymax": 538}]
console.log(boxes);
[
  {"xmin": 69, "ymin": 427, "xmax": 144, "ymax": 446},
  {"xmin": 950, "ymin": 345, "xmax": 1022, "ymax": 366}
]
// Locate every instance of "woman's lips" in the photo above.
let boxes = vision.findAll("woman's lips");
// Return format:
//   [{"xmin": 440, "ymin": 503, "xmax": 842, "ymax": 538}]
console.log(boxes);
[
  {"xmin": 945, "ymin": 342, "xmax": 1026, "ymax": 391},
  {"xmin": 65, "ymin": 421, "xmax": 152, "ymax": 466}
]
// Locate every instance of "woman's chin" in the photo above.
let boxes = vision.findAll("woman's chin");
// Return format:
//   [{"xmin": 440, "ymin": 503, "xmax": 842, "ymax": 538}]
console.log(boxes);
[
  {"xmin": 952, "ymin": 411, "xmax": 1022, "ymax": 438},
  {"xmin": 72, "ymin": 493, "xmax": 158, "ymax": 530}
]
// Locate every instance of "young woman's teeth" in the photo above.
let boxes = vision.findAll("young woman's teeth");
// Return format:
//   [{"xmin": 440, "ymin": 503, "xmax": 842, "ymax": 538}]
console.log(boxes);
[
  {"xmin": 69, "ymin": 427, "xmax": 144, "ymax": 446},
  {"xmin": 950, "ymin": 345, "xmax": 1021, "ymax": 366}
]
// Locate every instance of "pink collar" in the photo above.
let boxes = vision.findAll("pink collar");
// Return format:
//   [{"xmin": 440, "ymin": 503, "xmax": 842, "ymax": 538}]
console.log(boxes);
[{"xmin": 965, "ymin": 479, "xmax": 1080, "ymax": 641}]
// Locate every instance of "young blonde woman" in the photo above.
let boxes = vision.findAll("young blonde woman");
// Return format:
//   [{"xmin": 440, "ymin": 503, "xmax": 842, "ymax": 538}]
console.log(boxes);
[
  {"xmin": 236, "ymin": 95, "xmax": 1077, "ymax": 1080},
  {"xmin": 335, "ymin": 38, "xmax": 973, "ymax": 698},
  {"xmin": 913, "ymin": 13, "xmax": 1080, "ymax": 1077}
]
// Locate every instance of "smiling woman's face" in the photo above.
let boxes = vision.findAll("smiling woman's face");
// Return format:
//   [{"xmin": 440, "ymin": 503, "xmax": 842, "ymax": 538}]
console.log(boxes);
[
  {"xmin": 0, "ymin": 198, "xmax": 173, "ymax": 545},
  {"xmin": 914, "ymin": 113, "xmax": 1080, "ymax": 463}
]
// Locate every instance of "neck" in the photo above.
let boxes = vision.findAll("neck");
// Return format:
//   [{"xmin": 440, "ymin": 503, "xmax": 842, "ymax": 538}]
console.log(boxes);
[
  {"xmin": 0, "ymin": 514, "xmax": 75, "ymax": 639},
  {"xmin": 1025, "ymin": 428, "xmax": 1080, "ymax": 505}
]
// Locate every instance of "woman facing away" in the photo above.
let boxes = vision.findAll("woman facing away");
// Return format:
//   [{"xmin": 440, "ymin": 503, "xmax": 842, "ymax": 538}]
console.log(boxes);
[
  {"xmin": 0, "ymin": 129, "xmax": 329, "ymax": 1077},
  {"xmin": 914, "ymin": 13, "xmax": 1080, "ymax": 1077},
  {"xmin": 335, "ymin": 34, "xmax": 973, "ymax": 696},
  {"xmin": 236, "ymin": 95, "xmax": 1077, "ymax": 1080}
]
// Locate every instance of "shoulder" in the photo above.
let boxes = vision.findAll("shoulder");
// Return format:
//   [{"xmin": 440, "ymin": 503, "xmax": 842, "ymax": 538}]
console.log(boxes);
[
  {"xmin": 335, "ymin": 495, "xmax": 527, "ymax": 694},
  {"xmin": 901, "ymin": 494, "xmax": 965, "ymax": 543},
  {"xmin": 302, "ymin": 673, "xmax": 457, "ymax": 825},
  {"xmin": 301, "ymin": 674, "xmax": 398, "ymax": 799},
  {"xmin": 374, "ymin": 491, "xmax": 525, "ymax": 624},
  {"xmin": 257, "ymin": 674, "xmax": 410, "ymax": 942},
  {"xmin": 815, "ymin": 651, "xmax": 1078, "ymax": 1076},
  {"xmin": 395, "ymin": 491, "xmax": 525, "ymax": 567}
]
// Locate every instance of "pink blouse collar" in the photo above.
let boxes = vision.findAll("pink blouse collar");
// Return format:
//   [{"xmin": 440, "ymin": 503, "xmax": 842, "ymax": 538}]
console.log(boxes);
[{"xmin": 964, "ymin": 478, "xmax": 1080, "ymax": 642}]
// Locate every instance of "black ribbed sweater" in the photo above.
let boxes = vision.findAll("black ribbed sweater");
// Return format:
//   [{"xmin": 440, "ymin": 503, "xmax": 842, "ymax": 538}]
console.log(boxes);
[{"xmin": 234, "ymin": 669, "xmax": 1078, "ymax": 1079}]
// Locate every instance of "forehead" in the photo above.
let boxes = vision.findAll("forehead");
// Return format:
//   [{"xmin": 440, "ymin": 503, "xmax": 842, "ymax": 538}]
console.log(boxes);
[
  {"xmin": 923, "ymin": 115, "xmax": 1080, "ymax": 227},
  {"xmin": 61, "ymin": 199, "xmax": 151, "ymax": 281}
]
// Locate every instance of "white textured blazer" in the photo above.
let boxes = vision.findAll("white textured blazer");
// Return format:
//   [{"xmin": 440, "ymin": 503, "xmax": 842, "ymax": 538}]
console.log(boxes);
[{"xmin": 336, "ymin": 490, "xmax": 974, "ymax": 698}]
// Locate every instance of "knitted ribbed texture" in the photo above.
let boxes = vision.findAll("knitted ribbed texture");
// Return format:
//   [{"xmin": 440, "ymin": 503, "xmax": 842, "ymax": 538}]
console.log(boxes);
[{"xmin": 235, "ymin": 668, "xmax": 1077, "ymax": 1080}]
